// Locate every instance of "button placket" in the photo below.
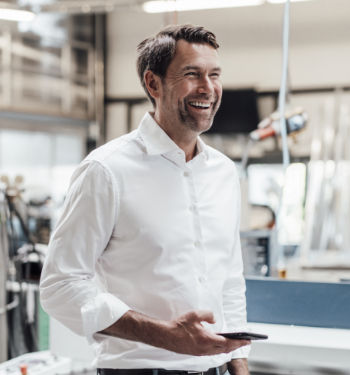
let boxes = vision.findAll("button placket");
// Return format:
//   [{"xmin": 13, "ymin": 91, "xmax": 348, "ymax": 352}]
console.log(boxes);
[{"xmin": 184, "ymin": 167, "xmax": 207, "ymax": 287}]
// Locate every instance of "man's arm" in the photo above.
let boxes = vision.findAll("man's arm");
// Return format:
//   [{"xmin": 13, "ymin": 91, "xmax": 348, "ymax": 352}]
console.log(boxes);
[
  {"xmin": 40, "ymin": 161, "xmax": 130, "ymax": 340},
  {"xmin": 228, "ymin": 359, "xmax": 249, "ymax": 375},
  {"xmin": 100, "ymin": 309, "xmax": 250, "ymax": 357}
]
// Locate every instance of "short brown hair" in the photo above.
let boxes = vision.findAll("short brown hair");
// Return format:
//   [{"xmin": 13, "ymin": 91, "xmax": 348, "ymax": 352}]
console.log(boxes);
[{"xmin": 136, "ymin": 24, "xmax": 219, "ymax": 107}]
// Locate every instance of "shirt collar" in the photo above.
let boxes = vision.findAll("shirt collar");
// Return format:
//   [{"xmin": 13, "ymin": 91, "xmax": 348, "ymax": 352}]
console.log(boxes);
[
  {"xmin": 196, "ymin": 135, "xmax": 210, "ymax": 160},
  {"xmin": 138, "ymin": 111, "xmax": 210, "ymax": 161}
]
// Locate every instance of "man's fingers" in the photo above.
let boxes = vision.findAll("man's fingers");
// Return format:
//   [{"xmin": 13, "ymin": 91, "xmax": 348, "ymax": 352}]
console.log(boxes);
[
  {"xmin": 225, "ymin": 338, "xmax": 251, "ymax": 349},
  {"xmin": 175, "ymin": 310, "xmax": 251, "ymax": 357},
  {"xmin": 191, "ymin": 310, "xmax": 216, "ymax": 324},
  {"xmin": 210, "ymin": 335, "xmax": 251, "ymax": 349},
  {"xmin": 199, "ymin": 339, "xmax": 251, "ymax": 357},
  {"xmin": 236, "ymin": 339, "xmax": 251, "ymax": 347},
  {"xmin": 210, "ymin": 333, "xmax": 228, "ymax": 345}
]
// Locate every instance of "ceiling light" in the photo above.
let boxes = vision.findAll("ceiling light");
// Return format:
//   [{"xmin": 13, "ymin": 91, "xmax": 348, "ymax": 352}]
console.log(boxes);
[
  {"xmin": 105, "ymin": 3, "xmax": 114, "ymax": 12},
  {"xmin": 143, "ymin": 0, "xmax": 264, "ymax": 13},
  {"xmin": 82, "ymin": 4, "xmax": 91, "ymax": 13},
  {"xmin": 0, "ymin": 8, "xmax": 35, "ymax": 22},
  {"xmin": 267, "ymin": 0, "xmax": 315, "ymax": 3}
]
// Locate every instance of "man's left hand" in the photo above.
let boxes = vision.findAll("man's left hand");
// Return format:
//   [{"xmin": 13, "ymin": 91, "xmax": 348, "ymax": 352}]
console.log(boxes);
[{"xmin": 227, "ymin": 358, "xmax": 250, "ymax": 375}]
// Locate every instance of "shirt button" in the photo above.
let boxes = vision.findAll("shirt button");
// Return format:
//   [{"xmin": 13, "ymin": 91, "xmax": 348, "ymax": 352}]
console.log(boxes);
[
  {"xmin": 189, "ymin": 205, "xmax": 196, "ymax": 212},
  {"xmin": 194, "ymin": 241, "xmax": 200, "ymax": 247},
  {"xmin": 199, "ymin": 277, "xmax": 204, "ymax": 283},
  {"xmin": 184, "ymin": 172, "xmax": 189, "ymax": 177}
]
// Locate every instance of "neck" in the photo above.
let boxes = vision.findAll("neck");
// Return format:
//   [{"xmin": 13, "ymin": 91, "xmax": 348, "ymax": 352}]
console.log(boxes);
[{"xmin": 152, "ymin": 110, "xmax": 198, "ymax": 162}]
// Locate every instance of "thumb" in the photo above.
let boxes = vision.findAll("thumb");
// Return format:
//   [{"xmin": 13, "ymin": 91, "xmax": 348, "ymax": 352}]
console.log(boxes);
[{"xmin": 195, "ymin": 310, "xmax": 216, "ymax": 324}]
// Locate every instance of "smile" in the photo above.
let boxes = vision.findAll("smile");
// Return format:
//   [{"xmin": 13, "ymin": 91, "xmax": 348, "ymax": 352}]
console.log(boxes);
[{"xmin": 188, "ymin": 101, "xmax": 211, "ymax": 109}]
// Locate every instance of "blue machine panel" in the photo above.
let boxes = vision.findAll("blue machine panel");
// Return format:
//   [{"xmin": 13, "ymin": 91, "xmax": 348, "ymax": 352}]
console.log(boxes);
[{"xmin": 246, "ymin": 278, "xmax": 350, "ymax": 329}]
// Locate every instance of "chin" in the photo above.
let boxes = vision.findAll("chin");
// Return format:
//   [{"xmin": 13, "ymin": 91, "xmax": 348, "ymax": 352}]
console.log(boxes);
[
  {"xmin": 197, "ymin": 119, "xmax": 214, "ymax": 133},
  {"xmin": 196, "ymin": 125, "xmax": 211, "ymax": 134}
]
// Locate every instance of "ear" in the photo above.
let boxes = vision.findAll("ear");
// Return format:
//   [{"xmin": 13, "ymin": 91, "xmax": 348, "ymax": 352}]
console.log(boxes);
[{"xmin": 144, "ymin": 70, "xmax": 161, "ymax": 102}]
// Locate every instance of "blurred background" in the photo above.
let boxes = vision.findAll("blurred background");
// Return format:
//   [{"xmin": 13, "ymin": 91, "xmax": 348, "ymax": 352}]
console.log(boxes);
[{"xmin": 1, "ymin": 0, "xmax": 350, "ymax": 374}]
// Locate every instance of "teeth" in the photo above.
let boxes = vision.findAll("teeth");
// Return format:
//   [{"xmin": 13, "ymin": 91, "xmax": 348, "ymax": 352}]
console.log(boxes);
[{"xmin": 189, "ymin": 102, "xmax": 210, "ymax": 108}]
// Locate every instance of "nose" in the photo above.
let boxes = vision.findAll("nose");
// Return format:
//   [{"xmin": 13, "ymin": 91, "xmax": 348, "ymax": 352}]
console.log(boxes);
[{"xmin": 197, "ymin": 75, "xmax": 214, "ymax": 95}]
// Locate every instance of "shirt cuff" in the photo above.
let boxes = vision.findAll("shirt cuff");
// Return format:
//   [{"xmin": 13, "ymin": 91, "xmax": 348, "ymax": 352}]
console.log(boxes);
[
  {"xmin": 81, "ymin": 293, "xmax": 130, "ymax": 343},
  {"xmin": 231, "ymin": 343, "xmax": 251, "ymax": 359}
]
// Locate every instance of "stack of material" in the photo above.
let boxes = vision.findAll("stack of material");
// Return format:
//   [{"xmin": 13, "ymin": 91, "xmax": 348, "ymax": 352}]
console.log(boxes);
[
  {"xmin": 0, "ymin": 190, "xmax": 10, "ymax": 362},
  {"xmin": 301, "ymin": 94, "xmax": 350, "ymax": 267}
]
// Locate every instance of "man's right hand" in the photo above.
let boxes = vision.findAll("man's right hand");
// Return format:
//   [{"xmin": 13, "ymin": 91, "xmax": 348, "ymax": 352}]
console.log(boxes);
[
  {"xmin": 100, "ymin": 309, "xmax": 250, "ymax": 357},
  {"xmin": 165, "ymin": 310, "xmax": 250, "ymax": 356}
]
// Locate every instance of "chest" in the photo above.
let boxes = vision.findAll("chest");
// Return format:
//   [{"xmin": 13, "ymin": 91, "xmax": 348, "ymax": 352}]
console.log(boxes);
[{"xmin": 112, "ymin": 156, "xmax": 239, "ymax": 248}]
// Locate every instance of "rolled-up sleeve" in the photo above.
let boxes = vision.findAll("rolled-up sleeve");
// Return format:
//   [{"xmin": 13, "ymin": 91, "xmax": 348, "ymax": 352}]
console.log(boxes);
[
  {"xmin": 40, "ymin": 161, "xmax": 130, "ymax": 343},
  {"xmin": 222, "ymin": 169, "xmax": 251, "ymax": 359}
]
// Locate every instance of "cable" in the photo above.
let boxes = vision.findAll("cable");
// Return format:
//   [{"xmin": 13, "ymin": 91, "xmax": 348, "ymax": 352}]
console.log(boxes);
[
  {"xmin": 275, "ymin": 0, "xmax": 291, "ymax": 274},
  {"xmin": 278, "ymin": 0, "xmax": 291, "ymax": 170}
]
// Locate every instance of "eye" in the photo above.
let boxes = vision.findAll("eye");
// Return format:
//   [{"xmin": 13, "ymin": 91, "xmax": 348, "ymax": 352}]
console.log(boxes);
[{"xmin": 185, "ymin": 72, "xmax": 197, "ymax": 76}]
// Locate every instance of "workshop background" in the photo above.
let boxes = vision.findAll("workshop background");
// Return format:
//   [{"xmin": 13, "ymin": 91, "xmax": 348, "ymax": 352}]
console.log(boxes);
[{"xmin": 1, "ymin": 0, "xmax": 350, "ymax": 374}]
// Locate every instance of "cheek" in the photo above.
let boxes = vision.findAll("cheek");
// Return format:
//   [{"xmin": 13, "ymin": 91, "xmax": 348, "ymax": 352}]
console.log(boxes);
[
  {"xmin": 175, "ymin": 81, "xmax": 196, "ymax": 99},
  {"xmin": 214, "ymin": 82, "xmax": 223, "ymax": 100}
]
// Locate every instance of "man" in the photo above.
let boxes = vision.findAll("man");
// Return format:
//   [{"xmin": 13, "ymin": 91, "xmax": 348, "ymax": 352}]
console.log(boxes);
[{"xmin": 40, "ymin": 24, "xmax": 251, "ymax": 375}]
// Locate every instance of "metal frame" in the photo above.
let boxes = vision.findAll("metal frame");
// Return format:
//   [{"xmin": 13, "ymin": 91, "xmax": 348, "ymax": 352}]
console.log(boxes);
[{"xmin": 0, "ymin": 31, "xmax": 95, "ymax": 120}]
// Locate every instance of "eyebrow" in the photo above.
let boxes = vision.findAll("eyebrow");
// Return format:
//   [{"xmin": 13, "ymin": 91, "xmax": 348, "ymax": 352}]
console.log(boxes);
[{"xmin": 181, "ymin": 65, "xmax": 222, "ymax": 73}]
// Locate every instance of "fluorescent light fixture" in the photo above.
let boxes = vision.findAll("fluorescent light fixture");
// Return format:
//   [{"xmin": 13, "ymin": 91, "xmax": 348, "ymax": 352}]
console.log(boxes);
[
  {"xmin": 0, "ymin": 9, "xmax": 36, "ymax": 22},
  {"xmin": 143, "ymin": 0, "xmax": 264, "ymax": 13},
  {"xmin": 267, "ymin": 0, "xmax": 314, "ymax": 3}
]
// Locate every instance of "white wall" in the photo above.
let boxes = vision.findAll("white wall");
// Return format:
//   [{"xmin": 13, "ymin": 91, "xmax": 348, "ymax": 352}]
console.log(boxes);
[
  {"xmin": 105, "ymin": 0, "xmax": 350, "ymax": 154},
  {"xmin": 0, "ymin": 127, "xmax": 85, "ymax": 203},
  {"xmin": 106, "ymin": 0, "xmax": 350, "ymax": 96},
  {"xmin": 106, "ymin": 103, "xmax": 128, "ymax": 142}
]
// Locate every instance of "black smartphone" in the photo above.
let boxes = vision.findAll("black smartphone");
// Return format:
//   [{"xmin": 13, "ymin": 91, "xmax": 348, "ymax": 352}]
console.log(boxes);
[{"xmin": 218, "ymin": 332, "xmax": 268, "ymax": 340}]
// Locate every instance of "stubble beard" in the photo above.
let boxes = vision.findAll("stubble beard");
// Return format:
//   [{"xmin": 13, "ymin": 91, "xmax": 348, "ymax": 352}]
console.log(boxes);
[
  {"xmin": 163, "ymin": 84, "xmax": 221, "ymax": 135},
  {"xmin": 177, "ymin": 96, "xmax": 220, "ymax": 134}
]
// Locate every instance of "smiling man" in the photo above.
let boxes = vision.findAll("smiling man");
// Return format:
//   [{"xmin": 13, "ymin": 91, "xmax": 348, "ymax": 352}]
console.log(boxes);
[{"xmin": 40, "ymin": 24, "xmax": 251, "ymax": 375}]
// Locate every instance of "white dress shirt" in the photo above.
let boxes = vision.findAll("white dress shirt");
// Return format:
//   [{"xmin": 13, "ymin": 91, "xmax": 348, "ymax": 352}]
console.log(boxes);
[{"xmin": 40, "ymin": 112, "xmax": 250, "ymax": 371}]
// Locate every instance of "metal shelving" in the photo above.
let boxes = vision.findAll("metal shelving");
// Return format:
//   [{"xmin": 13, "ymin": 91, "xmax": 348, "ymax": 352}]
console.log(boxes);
[{"xmin": 0, "ymin": 31, "xmax": 95, "ymax": 120}]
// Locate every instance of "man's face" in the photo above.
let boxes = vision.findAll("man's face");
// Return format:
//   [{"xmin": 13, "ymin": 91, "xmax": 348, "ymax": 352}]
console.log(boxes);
[{"xmin": 159, "ymin": 40, "xmax": 222, "ymax": 134}]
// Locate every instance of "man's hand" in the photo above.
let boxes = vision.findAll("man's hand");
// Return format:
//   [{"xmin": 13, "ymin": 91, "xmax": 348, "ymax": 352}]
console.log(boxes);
[
  {"xmin": 228, "ymin": 359, "xmax": 250, "ymax": 375},
  {"xmin": 165, "ymin": 310, "xmax": 250, "ymax": 356},
  {"xmin": 100, "ymin": 310, "xmax": 250, "ymax": 357}
]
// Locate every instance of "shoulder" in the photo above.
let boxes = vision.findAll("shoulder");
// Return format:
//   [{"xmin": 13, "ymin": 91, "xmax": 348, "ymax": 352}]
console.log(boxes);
[
  {"xmin": 70, "ymin": 131, "xmax": 142, "ymax": 185},
  {"xmin": 86, "ymin": 130, "xmax": 141, "ymax": 164},
  {"xmin": 205, "ymin": 145, "xmax": 239, "ymax": 175}
]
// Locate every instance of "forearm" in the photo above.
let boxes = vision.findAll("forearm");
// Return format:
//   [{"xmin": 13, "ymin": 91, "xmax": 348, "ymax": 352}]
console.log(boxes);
[
  {"xmin": 99, "ymin": 309, "xmax": 250, "ymax": 357},
  {"xmin": 227, "ymin": 359, "xmax": 249, "ymax": 375},
  {"xmin": 100, "ymin": 310, "xmax": 171, "ymax": 349}
]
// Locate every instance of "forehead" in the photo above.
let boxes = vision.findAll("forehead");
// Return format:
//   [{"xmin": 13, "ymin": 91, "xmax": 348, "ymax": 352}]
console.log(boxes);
[{"xmin": 169, "ymin": 40, "xmax": 220, "ymax": 70}]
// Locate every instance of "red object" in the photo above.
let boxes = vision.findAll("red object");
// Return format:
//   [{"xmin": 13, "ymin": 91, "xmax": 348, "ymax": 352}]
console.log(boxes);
[
  {"xmin": 19, "ymin": 363, "xmax": 28, "ymax": 375},
  {"xmin": 253, "ymin": 126, "xmax": 276, "ymax": 140}
]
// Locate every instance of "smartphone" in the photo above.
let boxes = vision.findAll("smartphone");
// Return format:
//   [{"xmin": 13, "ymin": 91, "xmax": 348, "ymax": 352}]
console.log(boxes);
[{"xmin": 218, "ymin": 332, "xmax": 268, "ymax": 340}]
